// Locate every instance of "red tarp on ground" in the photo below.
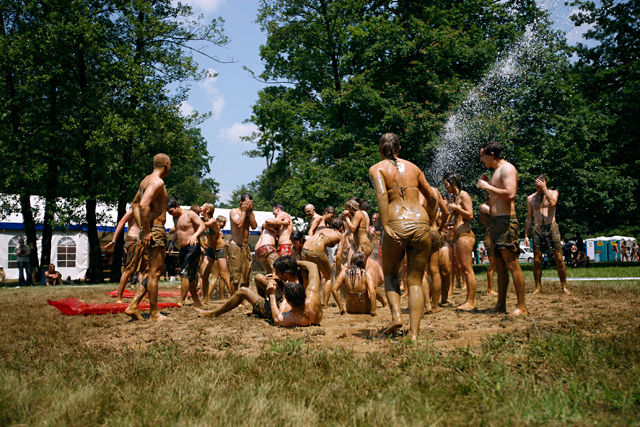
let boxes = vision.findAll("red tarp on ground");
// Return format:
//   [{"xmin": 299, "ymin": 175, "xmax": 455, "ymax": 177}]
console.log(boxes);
[
  {"xmin": 106, "ymin": 290, "xmax": 196, "ymax": 298},
  {"xmin": 47, "ymin": 298, "xmax": 180, "ymax": 316}
]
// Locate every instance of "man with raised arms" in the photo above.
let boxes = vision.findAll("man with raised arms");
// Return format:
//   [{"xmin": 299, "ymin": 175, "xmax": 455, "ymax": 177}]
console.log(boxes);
[
  {"xmin": 477, "ymin": 141, "xmax": 527, "ymax": 315},
  {"xmin": 125, "ymin": 153, "xmax": 171, "ymax": 321},
  {"xmin": 525, "ymin": 175, "xmax": 570, "ymax": 295},
  {"xmin": 302, "ymin": 218, "xmax": 346, "ymax": 306},
  {"xmin": 228, "ymin": 193, "xmax": 257, "ymax": 292},
  {"xmin": 167, "ymin": 199, "xmax": 206, "ymax": 307},
  {"xmin": 266, "ymin": 203, "xmax": 293, "ymax": 256},
  {"xmin": 104, "ymin": 208, "xmax": 147, "ymax": 303}
]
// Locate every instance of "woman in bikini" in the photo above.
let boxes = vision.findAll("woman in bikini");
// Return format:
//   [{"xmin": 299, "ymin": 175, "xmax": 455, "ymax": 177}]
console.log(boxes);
[
  {"xmin": 343, "ymin": 197, "xmax": 373, "ymax": 261},
  {"xmin": 443, "ymin": 172, "xmax": 478, "ymax": 310},
  {"xmin": 331, "ymin": 251, "xmax": 377, "ymax": 315},
  {"xmin": 368, "ymin": 132, "xmax": 434, "ymax": 341},
  {"xmin": 200, "ymin": 204, "xmax": 232, "ymax": 302}
]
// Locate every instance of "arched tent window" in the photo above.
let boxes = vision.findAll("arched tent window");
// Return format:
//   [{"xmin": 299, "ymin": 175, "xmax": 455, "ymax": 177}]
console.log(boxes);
[
  {"xmin": 7, "ymin": 236, "xmax": 22, "ymax": 269},
  {"xmin": 57, "ymin": 237, "xmax": 76, "ymax": 268}
]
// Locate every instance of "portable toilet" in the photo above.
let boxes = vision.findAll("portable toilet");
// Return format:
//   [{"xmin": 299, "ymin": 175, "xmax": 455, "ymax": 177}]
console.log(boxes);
[
  {"xmin": 593, "ymin": 239, "xmax": 608, "ymax": 262},
  {"xmin": 585, "ymin": 240, "xmax": 595, "ymax": 261},
  {"xmin": 608, "ymin": 239, "xmax": 620, "ymax": 262}
]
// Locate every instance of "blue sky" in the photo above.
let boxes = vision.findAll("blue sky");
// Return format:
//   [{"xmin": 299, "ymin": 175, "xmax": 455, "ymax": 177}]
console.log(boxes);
[{"xmin": 175, "ymin": 0, "xmax": 593, "ymax": 205}]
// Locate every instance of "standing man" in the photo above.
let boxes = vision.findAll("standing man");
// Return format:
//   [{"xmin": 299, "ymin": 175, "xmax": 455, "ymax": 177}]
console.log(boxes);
[
  {"xmin": 104, "ymin": 208, "xmax": 147, "ymax": 303},
  {"xmin": 15, "ymin": 237, "xmax": 32, "ymax": 286},
  {"xmin": 167, "ymin": 199, "xmax": 206, "ymax": 307},
  {"xmin": 229, "ymin": 193, "xmax": 257, "ymax": 292},
  {"xmin": 125, "ymin": 153, "xmax": 171, "ymax": 321},
  {"xmin": 305, "ymin": 204, "xmax": 320, "ymax": 235},
  {"xmin": 266, "ymin": 203, "xmax": 293, "ymax": 256},
  {"xmin": 255, "ymin": 223, "xmax": 279, "ymax": 276},
  {"xmin": 477, "ymin": 141, "xmax": 527, "ymax": 316},
  {"xmin": 525, "ymin": 175, "xmax": 570, "ymax": 295},
  {"xmin": 309, "ymin": 206, "xmax": 335, "ymax": 236}
]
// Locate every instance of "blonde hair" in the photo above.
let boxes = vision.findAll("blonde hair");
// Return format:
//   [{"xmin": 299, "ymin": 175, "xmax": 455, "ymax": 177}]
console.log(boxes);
[{"xmin": 201, "ymin": 203, "xmax": 215, "ymax": 217}]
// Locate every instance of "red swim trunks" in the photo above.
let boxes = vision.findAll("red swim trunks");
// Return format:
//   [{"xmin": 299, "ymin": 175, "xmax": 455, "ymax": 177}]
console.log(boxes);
[{"xmin": 278, "ymin": 244, "xmax": 292, "ymax": 257}]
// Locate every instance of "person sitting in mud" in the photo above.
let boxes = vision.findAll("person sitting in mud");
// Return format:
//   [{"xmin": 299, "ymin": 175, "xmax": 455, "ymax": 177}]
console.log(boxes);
[
  {"xmin": 44, "ymin": 264, "xmax": 62, "ymax": 285},
  {"xmin": 444, "ymin": 172, "xmax": 478, "ymax": 310},
  {"xmin": 331, "ymin": 251, "xmax": 378, "ymax": 316},
  {"xmin": 199, "ymin": 205, "xmax": 232, "ymax": 303},
  {"xmin": 309, "ymin": 206, "xmax": 336, "ymax": 236},
  {"xmin": 167, "ymin": 198, "xmax": 206, "ymax": 307},
  {"xmin": 302, "ymin": 218, "xmax": 346, "ymax": 307},
  {"xmin": 343, "ymin": 198, "xmax": 373, "ymax": 260},
  {"xmin": 255, "ymin": 222, "xmax": 279, "ymax": 276},
  {"xmin": 524, "ymin": 175, "xmax": 570, "ymax": 295},
  {"xmin": 290, "ymin": 230, "xmax": 304, "ymax": 260},
  {"xmin": 195, "ymin": 256, "xmax": 323, "ymax": 326}
]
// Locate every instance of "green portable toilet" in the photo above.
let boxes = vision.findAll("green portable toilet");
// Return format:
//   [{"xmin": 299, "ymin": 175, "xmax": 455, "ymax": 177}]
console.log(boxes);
[
  {"xmin": 608, "ymin": 239, "xmax": 620, "ymax": 262},
  {"xmin": 594, "ymin": 240, "xmax": 608, "ymax": 262}
]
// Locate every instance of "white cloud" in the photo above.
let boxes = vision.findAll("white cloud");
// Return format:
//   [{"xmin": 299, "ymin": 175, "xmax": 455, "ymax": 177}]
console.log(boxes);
[
  {"xmin": 218, "ymin": 122, "xmax": 258, "ymax": 144},
  {"xmin": 179, "ymin": 101, "xmax": 195, "ymax": 117},
  {"xmin": 173, "ymin": 0, "xmax": 226, "ymax": 13},
  {"xmin": 218, "ymin": 190, "xmax": 232, "ymax": 204},
  {"xmin": 199, "ymin": 68, "xmax": 225, "ymax": 120}
]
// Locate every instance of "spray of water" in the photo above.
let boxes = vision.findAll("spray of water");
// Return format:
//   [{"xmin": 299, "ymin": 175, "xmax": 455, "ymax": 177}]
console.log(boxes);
[{"xmin": 428, "ymin": 0, "xmax": 574, "ymax": 183}]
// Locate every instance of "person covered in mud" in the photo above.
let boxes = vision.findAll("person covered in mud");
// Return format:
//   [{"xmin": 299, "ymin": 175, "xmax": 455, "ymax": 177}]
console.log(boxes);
[
  {"xmin": 331, "ymin": 251, "xmax": 378, "ymax": 315},
  {"xmin": 368, "ymin": 212, "xmax": 383, "ymax": 265},
  {"xmin": 478, "ymin": 192, "xmax": 498, "ymax": 297},
  {"xmin": 343, "ymin": 198, "xmax": 373, "ymax": 260},
  {"xmin": 302, "ymin": 218, "xmax": 347, "ymax": 307},
  {"xmin": 125, "ymin": 153, "xmax": 171, "ymax": 321},
  {"xmin": 199, "ymin": 205, "xmax": 232, "ymax": 303},
  {"xmin": 290, "ymin": 230, "xmax": 304, "ymax": 260},
  {"xmin": 229, "ymin": 193, "xmax": 257, "ymax": 292},
  {"xmin": 524, "ymin": 175, "xmax": 570, "ymax": 295},
  {"xmin": 167, "ymin": 199, "xmax": 206, "ymax": 307},
  {"xmin": 443, "ymin": 172, "xmax": 478, "ymax": 311},
  {"xmin": 421, "ymin": 184, "xmax": 449, "ymax": 313},
  {"xmin": 305, "ymin": 204, "xmax": 320, "ymax": 234},
  {"xmin": 265, "ymin": 203, "xmax": 293, "ymax": 257},
  {"xmin": 477, "ymin": 141, "xmax": 527, "ymax": 315},
  {"xmin": 196, "ymin": 256, "xmax": 323, "ymax": 327},
  {"xmin": 309, "ymin": 206, "xmax": 336, "ymax": 236},
  {"xmin": 254, "ymin": 222, "xmax": 279, "ymax": 276},
  {"xmin": 369, "ymin": 132, "xmax": 434, "ymax": 341}
]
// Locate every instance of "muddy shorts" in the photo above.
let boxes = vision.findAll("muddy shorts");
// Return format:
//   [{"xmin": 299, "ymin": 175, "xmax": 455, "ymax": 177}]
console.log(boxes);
[
  {"xmin": 252, "ymin": 295, "xmax": 282, "ymax": 321},
  {"xmin": 122, "ymin": 237, "xmax": 137, "ymax": 266},
  {"xmin": 278, "ymin": 244, "xmax": 292, "ymax": 257},
  {"xmin": 149, "ymin": 225, "xmax": 168, "ymax": 249},
  {"xmin": 484, "ymin": 228, "xmax": 494, "ymax": 258},
  {"xmin": 228, "ymin": 242, "xmax": 252, "ymax": 285},
  {"xmin": 205, "ymin": 247, "xmax": 228, "ymax": 260},
  {"xmin": 532, "ymin": 222, "xmax": 562, "ymax": 253},
  {"xmin": 490, "ymin": 215, "xmax": 520, "ymax": 257},
  {"xmin": 256, "ymin": 245, "xmax": 278, "ymax": 274},
  {"xmin": 302, "ymin": 248, "xmax": 333, "ymax": 280},
  {"xmin": 179, "ymin": 243, "xmax": 201, "ymax": 282},
  {"xmin": 124, "ymin": 239, "xmax": 149, "ymax": 274}
]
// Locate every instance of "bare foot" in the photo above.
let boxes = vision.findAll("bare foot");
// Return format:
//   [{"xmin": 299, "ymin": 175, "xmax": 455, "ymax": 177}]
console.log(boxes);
[
  {"xmin": 431, "ymin": 304, "xmax": 439, "ymax": 313},
  {"xmin": 124, "ymin": 307, "xmax": 144, "ymax": 321},
  {"xmin": 488, "ymin": 306, "xmax": 507, "ymax": 314},
  {"xmin": 202, "ymin": 298, "xmax": 210, "ymax": 304},
  {"xmin": 409, "ymin": 333, "xmax": 418, "ymax": 342},
  {"xmin": 456, "ymin": 302, "xmax": 475, "ymax": 311},
  {"xmin": 424, "ymin": 306, "xmax": 433, "ymax": 315},
  {"xmin": 149, "ymin": 313, "xmax": 167, "ymax": 321},
  {"xmin": 486, "ymin": 290, "xmax": 498, "ymax": 296},
  {"xmin": 510, "ymin": 307, "xmax": 528, "ymax": 316},
  {"xmin": 532, "ymin": 288, "xmax": 541, "ymax": 295},
  {"xmin": 383, "ymin": 321, "xmax": 403, "ymax": 335},
  {"xmin": 194, "ymin": 308, "xmax": 215, "ymax": 318},
  {"xmin": 116, "ymin": 299, "xmax": 123, "ymax": 304},
  {"xmin": 562, "ymin": 287, "xmax": 571, "ymax": 295}
]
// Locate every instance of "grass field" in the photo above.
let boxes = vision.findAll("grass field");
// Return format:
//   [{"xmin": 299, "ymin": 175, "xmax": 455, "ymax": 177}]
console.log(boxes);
[{"xmin": 1, "ymin": 268, "xmax": 639, "ymax": 426}]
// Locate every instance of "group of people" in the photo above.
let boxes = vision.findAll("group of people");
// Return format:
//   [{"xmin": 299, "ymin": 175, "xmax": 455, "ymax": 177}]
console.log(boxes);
[{"xmin": 117, "ymin": 134, "xmax": 578, "ymax": 341}]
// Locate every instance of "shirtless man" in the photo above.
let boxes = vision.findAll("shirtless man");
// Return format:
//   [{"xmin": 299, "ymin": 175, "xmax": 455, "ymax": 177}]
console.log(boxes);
[
  {"xmin": 44, "ymin": 264, "xmax": 62, "ymax": 285},
  {"xmin": 266, "ymin": 203, "xmax": 293, "ymax": 256},
  {"xmin": 200, "ymin": 205, "xmax": 232, "ymax": 302},
  {"xmin": 421, "ymin": 185, "xmax": 448, "ymax": 313},
  {"xmin": 125, "ymin": 153, "xmax": 171, "ymax": 321},
  {"xmin": 302, "ymin": 218, "xmax": 346, "ymax": 306},
  {"xmin": 332, "ymin": 251, "xmax": 378, "ymax": 315},
  {"xmin": 305, "ymin": 204, "xmax": 321, "ymax": 235},
  {"xmin": 524, "ymin": 175, "xmax": 570, "ymax": 295},
  {"xmin": 167, "ymin": 199, "xmax": 206, "ymax": 307},
  {"xmin": 369, "ymin": 133, "xmax": 435, "ymax": 341},
  {"xmin": 255, "ymin": 222, "xmax": 279, "ymax": 276},
  {"xmin": 104, "ymin": 208, "xmax": 148, "ymax": 303},
  {"xmin": 479, "ymin": 192, "xmax": 498, "ymax": 297},
  {"xmin": 196, "ymin": 256, "xmax": 323, "ymax": 326},
  {"xmin": 477, "ymin": 141, "xmax": 527, "ymax": 315},
  {"xmin": 309, "ymin": 206, "xmax": 336, "ymax": 236},
  {"xmin": 229, "ymin": 193, "xmax": 257, "ymax": 291}
]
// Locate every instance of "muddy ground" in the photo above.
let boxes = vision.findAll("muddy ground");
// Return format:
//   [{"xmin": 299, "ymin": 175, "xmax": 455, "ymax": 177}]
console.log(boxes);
[{"xmin": 25, "ymin": 275, "xmax": 633, "ymax": 357}]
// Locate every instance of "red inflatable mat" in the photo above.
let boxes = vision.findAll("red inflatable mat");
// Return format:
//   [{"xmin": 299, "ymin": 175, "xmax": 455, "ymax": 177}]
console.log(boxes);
[
  {"xmin": 47, "ymin": 298, "xmax": 180, "ymax": 316},
  {"xmin": 107, "ymin": 290, "xmax": 194, "ymax": 298}
]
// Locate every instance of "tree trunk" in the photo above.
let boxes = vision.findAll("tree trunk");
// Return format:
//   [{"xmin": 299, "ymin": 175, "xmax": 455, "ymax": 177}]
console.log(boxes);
[
  {"xmin": 41, "ymin": 76, "xmax": 59, "ymax": 268},
  {"xmin": 109, "ymin": 199, "xmax": 127, "ymax": 283},
  {"xmin": 85, "ymin": 199, "xmax": 103, "ymax": 283},
  {"xmin": 19, "ymin": 193, "xmax": 40, "ymax": 285}
]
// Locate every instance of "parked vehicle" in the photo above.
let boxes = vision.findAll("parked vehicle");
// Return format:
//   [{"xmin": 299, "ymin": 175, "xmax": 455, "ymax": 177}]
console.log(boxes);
[{"xmin": 518, "ymin": 246, "xmax": 534, "ymax": 263}]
